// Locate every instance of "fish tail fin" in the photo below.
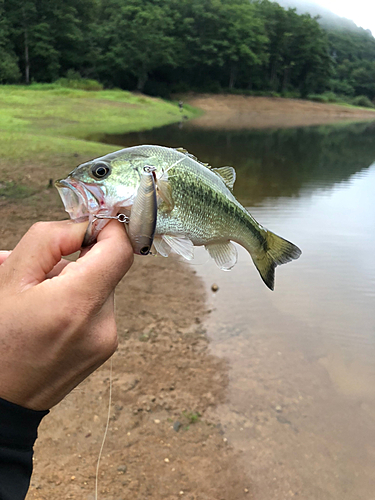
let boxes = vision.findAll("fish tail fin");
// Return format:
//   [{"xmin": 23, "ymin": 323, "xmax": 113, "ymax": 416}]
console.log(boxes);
[{"xmin": 249, "ymin": 230, "xmax": 301, "ymax": 291}]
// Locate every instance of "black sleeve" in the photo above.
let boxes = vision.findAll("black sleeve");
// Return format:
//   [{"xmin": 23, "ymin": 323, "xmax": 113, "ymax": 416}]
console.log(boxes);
[{"xmin": 0, "ymin": 397, "xmax": 48, "ymax": 500}]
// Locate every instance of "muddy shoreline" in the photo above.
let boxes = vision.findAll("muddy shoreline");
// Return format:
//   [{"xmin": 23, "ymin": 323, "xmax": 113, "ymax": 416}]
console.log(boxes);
[
  {"xmin": 0, "ymin": 189, "xmax": 251, "ymax": 500},
  {"xmin": 26, "ymin": 253, "xmax": 251, "ymax": 500},
  {"xmin": 185, "ymin": 94, "xmax": 375, "ymax": 129}
]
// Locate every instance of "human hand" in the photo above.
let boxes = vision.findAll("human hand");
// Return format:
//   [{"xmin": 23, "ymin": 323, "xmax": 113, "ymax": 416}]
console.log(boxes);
[{"xmin": 0, "ymin": 220, "xmax": 133, "ymax": 411}]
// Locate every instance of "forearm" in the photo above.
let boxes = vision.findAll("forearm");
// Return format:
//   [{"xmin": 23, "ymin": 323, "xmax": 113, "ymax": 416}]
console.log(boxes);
[{"xmin": 0, "ymin": 397, "xmax": 48, "ymax": 500}]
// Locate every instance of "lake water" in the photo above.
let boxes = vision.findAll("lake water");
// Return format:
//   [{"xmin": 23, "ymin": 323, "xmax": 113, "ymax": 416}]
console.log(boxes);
[{"xmin": 103, "ymin": 121, "xmax": 375, "ymax": 499}]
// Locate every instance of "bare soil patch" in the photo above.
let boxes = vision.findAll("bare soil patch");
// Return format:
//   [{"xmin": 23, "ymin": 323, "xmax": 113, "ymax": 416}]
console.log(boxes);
[
  {"xmin": 185, "ymin": 94, "xmax": 375, "ymax": 129},
  {"xmin": 0, "ymin": 191, "xmax": 251, "ymax": 500}
]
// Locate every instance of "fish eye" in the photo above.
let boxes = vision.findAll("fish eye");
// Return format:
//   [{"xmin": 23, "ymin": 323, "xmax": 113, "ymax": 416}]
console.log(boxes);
[{"xmin": 91, "ymin": 162, "xmax": 111, "ymax": 179}]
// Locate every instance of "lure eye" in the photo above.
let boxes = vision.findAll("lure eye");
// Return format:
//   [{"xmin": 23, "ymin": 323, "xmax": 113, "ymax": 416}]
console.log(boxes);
[
  {"xmin": 91, "ymin": 163, "xmax": 110, "ymax": 179},
  {"xmin": 140, "ymin": 246, "xmax": 150, "ymax": 255}
]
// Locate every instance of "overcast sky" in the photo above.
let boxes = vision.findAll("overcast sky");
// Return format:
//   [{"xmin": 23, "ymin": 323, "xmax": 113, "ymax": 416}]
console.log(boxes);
[{"xmin": 318, "ymin": 0, "xmax": 375, "ymax": 35}]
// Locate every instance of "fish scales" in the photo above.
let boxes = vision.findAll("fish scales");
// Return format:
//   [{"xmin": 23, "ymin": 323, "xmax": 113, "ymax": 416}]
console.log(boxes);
[{"xmin": 55, "ymin": 145, "xmax": 301, "ymax": 290}]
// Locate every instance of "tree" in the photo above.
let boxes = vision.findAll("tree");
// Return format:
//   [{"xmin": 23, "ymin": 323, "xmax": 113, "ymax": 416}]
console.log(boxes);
[
  {"xmin": 94, "ymin": 0, "xmax": 178, "ymax": 91},
  {"xmin": 0, "ymin": 0, "xmax": 20, "ymax": 82}
]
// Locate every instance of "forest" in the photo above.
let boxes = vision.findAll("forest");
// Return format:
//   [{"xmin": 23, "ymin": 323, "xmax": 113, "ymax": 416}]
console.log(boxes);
[{"xmin": 1, "ymin": 0, "xmax": 375, "ymax": 104}]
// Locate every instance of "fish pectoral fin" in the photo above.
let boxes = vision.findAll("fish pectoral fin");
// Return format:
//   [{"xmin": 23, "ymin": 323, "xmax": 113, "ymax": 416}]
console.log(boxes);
[
  {"xmin": 162, "ymin": 235, "xmax": 194, "ymax": 260},
  {"xmin": 156, "ymin": 179, "xmax": 174, "ymax": 211},
  {"xmin": 205, "ymin": 241, "xmax": 238, "ymax": 270},
  {"xmin": 211, "ymin": 167, "xmax": 236, "ymax": 191},
  {"xmin": 153, "ymin": 236, "xmax": 171, "ymax": 257}
]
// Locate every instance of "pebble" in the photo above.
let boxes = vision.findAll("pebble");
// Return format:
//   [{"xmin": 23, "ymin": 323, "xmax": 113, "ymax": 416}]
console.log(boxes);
[
  {"xmin": 173, "ymin": 421, "xmax": 182, "ymax": 432},
  {"xmin": 164, "ymin": 458, "xmax": 170, "ymax": 463},
  {"xmin": 211, "ymin": 283, "xmax": 219, "ymax": 292},
  {"xmin": 154, "ymin": 419, "xmax": 161, "ymax": 424},
  {"xmin": 275, "ymin": 405, "xmax": 282, "ymax": 413},
  {"xmin": 117, "ymin": 465, "xmax": 127, "ymax": 473}
]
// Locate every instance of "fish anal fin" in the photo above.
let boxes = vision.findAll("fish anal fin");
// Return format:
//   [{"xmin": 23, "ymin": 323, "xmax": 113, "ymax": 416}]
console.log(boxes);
[
  {"xmin": 205, "ymin": 241, "xmax": 238, "ymax": 270},
  {"xmin": 162, "ymin": 235, "xmax": 194, "ymax": 260},
  {"xmin": 212, "ymin": 167, "xmax": 236, "ymax": 190}
]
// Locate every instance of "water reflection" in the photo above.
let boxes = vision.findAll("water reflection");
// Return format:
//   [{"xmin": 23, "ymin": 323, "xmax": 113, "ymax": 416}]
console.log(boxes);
[
  {"xmin": 101, "ymin": 121, "xmax": 375, "ymax": 204},
  {"xmin": 103, "ymin": 122, "xmax": 375, "ymax": 499}
]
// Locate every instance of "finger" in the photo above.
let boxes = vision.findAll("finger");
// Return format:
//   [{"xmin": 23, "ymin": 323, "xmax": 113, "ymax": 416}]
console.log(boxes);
[
  {"xmin": 0, "ymin": 251, "xmax": 11, "ymax": 265},
  {"xmin": 2, "ymin": 220, "xmax": 89, "ymax": 290},
  {"xmin": 58, "ymin": 220, "xmax": 133, "ymax": 302},
  {"xmin": 46, "ymin": 258, "xmax": 71, "ymax": 279}
]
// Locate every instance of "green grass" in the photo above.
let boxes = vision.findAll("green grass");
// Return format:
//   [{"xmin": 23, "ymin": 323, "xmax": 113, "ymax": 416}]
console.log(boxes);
[
  {"xmin": 0, "ymin": 84, "xmax": 200, "ymax": 162},
  {"xmin": 0, "ymin": 181, "xmax": 35, "ymax": 199}
]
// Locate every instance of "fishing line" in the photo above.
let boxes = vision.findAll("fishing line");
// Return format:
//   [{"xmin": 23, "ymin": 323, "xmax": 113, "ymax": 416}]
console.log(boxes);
[
  {"xmin": 95, "ymin": 356, "xmax": 113, "ymax": 500},
  {"xmin": 159, "ymin": 156, "xmax": 185, "ymax": 180}
]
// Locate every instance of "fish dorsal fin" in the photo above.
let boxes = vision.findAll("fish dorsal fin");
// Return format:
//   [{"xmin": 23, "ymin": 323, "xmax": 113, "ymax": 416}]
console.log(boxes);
[
  {"xmin": 153, "ymin": 236, "xmax": 171, "ymax": 257},
  {"xmin": 175, "ymin": 147, "xmax": 215, "ymax": 171},
  {"xmin": 175, "ymin": 147, "xmax": 188, "ymax": 154},
  {"xmin": 211, "ymin": 167, "xmax": 236, "ymax": 190},
  {"xmin": 162, "ymin": 235, "xmax": 194, "ymax": 260},
  {"xmin": 156, "ymin": 178, "xmax": 174, "ymax": 211},
  {"xmin": 175, "ymin": 147, "xmax": 197, "ymax": 161},
  {"xmin": 205, "ymin": 241, "xmax": 238, "ymax": 270}
]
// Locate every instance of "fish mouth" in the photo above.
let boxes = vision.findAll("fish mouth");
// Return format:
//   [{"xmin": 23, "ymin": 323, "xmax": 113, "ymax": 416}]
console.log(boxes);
[
  {"xmin": 55, "ymin": 177, "xmax": 115, "ymax": 247},
  {"xmin": 55, "ymin": 178, "xmax": 102, "ymax": 222}
]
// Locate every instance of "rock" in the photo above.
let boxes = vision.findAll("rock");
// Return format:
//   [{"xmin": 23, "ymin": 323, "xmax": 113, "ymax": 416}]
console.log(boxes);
[
  {"xmin": 211, "ymin": 283, "xmax": 219, "ymax": 292},
  {"xmin": 275, "ymin": 405, "xmax": 282, "ymax": 413},
  {"xmin": 173, "ymin": 421, "xmax": 182, "ymax": 432},
  {"xmin": 117, "ymin": 465, "xmax": 127, "ymax": 473}
]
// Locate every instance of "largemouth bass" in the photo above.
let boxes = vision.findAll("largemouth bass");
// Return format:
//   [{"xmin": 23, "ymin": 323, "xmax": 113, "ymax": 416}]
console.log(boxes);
[{"xmin": 56, "ymin": 145, "xmax": 301, "ymax": 290}]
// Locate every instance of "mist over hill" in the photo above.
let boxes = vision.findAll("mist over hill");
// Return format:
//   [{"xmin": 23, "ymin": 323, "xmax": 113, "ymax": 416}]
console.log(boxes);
[{"xmin": 274, "ymin": 0, "xmax": 373, "ymax": 36}]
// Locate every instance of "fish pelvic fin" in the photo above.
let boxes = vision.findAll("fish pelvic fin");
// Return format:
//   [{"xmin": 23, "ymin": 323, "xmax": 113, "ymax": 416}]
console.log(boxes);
[{"xmin": 251, "ymin": 231, "xmax": 302, "ymax": 291}]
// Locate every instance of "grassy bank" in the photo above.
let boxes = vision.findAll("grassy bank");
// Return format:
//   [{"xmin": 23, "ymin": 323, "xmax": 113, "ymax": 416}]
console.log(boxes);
[
  {"xmin": 0, "ymin": 84, "xmax": 198, "ymax": 163},
  {"xmin": 0, "ymin": 84, "xmax": 199, "ymax": 201}
]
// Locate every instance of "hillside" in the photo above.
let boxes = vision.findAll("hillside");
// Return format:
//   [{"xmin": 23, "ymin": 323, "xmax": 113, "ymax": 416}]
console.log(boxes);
[{"xmin": 274, "ymin": 0, "xmax": 373, "ymax": 35}]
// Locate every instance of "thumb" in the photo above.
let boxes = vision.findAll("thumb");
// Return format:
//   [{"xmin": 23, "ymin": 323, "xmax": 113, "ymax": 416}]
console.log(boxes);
[
  {"xmin": 1, "ymin": 220, "xmax": 88, "ymax": 291},
  {"xmin": 0, "ymin": 251, "xmax": 11, "ymax": 266}
]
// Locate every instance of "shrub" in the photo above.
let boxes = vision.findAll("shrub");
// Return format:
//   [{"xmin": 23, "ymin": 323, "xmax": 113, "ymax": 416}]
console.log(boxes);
[
  {"xmin": 55, "ymin": 77, "xmax": 103, "ymax": 91},
  {"xmin": 308, "ymin": 93, "xmax": 329, "ymax": 103},
  {"xmin": 351, "ymin": 95, "xmax": 374, "ymax": 108},
  {"xmin": 0, "ymin": 49, "xmax": 21, "ymax": 83},
  {"xmin": 308, "ymin": 92, "xmax": 342, "ymax": 103}
]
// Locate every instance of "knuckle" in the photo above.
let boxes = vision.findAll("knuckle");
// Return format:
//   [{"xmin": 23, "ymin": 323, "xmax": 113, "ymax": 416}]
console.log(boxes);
[{"xmin": 29, "ymin": 221, "xmax": 50, "ymax": 235}]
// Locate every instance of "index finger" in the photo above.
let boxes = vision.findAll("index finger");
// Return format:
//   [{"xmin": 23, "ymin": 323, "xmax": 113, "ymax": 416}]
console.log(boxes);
[{"xmin": 57, "ymin": 220, "xmax": 134, "ymax": 301}]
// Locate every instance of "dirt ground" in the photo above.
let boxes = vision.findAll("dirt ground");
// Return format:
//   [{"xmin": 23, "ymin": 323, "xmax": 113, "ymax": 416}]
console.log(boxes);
[
  {"xmin": 185, "ymin": 94, "xmax": 375, "ymax": 129},
  {"xmin": 0, "ymin": 192, "xmax": 251, "ymax": 500},
  {"xmin": 3, "ymin": 94, "xmax": 374, "ymax": 500}
]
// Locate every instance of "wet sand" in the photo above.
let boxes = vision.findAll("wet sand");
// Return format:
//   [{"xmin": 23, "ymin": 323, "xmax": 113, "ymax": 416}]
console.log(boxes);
[{"xmin": 186, "ymin": 94, "xmax": 375, "ymax": 129}]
